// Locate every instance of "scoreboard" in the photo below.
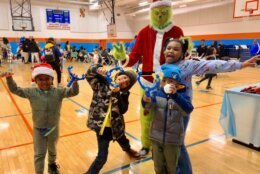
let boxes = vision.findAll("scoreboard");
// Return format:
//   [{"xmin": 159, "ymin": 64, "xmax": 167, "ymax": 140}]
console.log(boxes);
[{"xmin": 46, "ymin": 9, "xmax": 70, "ymax": 30}]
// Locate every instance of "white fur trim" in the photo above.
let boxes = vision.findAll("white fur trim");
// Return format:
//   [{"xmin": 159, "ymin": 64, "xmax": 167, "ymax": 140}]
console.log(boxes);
[
  {"xmin": 150, "ymin": 0, "xmax": 171, "ymax": 9},
  {"xmin": 140, "ymin": 77, "xmax": 153, "ymax": 86},
  {"xmin": 119, "ymin": 55, "xmax": 130, "ymax": 67},
  {"xmin": 32, "ymin": 67, "xmax": 55, "ymax": 79},
  {"xmin": 153, "ymin": 32, "xmax": 165, "ymax": 72}
]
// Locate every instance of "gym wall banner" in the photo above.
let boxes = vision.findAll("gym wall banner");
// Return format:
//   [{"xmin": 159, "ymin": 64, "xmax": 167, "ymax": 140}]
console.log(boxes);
[{"xmin": 46, "ymin": 9, "xmax": 70, "ymax": 30}]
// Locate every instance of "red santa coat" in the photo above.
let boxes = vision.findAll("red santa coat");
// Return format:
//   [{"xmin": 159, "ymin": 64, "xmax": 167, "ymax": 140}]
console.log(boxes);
[{"xmin": 127, "ymin": 23, "xmax": 184, "ymax": 74}]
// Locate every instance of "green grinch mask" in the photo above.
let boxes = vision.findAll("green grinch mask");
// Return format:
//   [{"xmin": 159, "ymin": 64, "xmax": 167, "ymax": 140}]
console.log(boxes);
[{"xmin": 150, "ymin": 6, "xmax": 172, "ymax": 30}]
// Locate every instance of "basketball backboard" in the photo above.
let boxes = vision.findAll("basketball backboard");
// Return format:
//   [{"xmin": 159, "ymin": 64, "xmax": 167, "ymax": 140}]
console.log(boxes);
[
  {"xmin": 107, "ymin": 24, "xmax": 117, "ymax": 38},
  {"xmin": 233, "ymin": 0, "xmax": 260, "ymax": 18},
  {"xmin": 12, "ymin": 19, "xmax": 34, "ymax": 31}
]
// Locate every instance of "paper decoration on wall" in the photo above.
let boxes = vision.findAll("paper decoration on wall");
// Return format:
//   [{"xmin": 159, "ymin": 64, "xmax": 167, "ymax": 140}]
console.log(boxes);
[{"xmin": 80, "ymin": 8, "xmax": 86, "ymax": 18}]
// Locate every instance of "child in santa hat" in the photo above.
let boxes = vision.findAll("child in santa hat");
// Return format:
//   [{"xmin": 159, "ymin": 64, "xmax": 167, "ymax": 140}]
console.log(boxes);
[{"xmin": 2, "ymin": 63, "xmax": 79, "ymax": 174}]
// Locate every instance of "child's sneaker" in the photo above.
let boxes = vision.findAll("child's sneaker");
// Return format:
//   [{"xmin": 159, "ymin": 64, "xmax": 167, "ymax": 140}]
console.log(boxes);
[
  {"xmin": 139, "ymin": 147, "xmax": 149, "ymax": 157},
  {"xmin": 48, "ymin": 163, "xmax": 60, "ymax": 174},
  {"xmin": 206, "ymin": 86, "xmax": 213, "ymax": 90},
  {"xmin": 57, "ymin": 83, "xmax": 63, "ymax": 88},
  {"xmin": 126, "ymin": 148, "xmax": 140, "ymax": 159}
]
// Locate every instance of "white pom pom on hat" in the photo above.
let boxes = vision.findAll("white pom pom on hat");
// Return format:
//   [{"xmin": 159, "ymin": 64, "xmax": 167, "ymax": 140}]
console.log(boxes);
[
  {"xmin": 32, "ymin": 63, "xmax": 55, "ymax": 80},
  {"xmin": 150, "ymin": 0, "xmax": 172, "ymax": 9}
]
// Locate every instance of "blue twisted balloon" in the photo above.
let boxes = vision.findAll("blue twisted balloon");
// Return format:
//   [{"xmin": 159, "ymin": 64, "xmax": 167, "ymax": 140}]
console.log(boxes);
[
  {"xmin": 137, "ymin": 71, "xmax": 160, "ymax": 98},
  {"xmin": 67, "ymin": 66, "xmax": 85, "ymax": 87},
  {"xmin": 105, "ymin": 66, "xmax": 124, "ymax": 88}
]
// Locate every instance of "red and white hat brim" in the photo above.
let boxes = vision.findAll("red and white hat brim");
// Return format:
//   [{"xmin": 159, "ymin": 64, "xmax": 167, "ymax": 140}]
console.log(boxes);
[
  {"xmin": 150, "ymin": 0, "xmax": 172, "ymax": 9},
  {"xmin": 32, "ymin": 67, "xmax": 55, "ymax": 79}
]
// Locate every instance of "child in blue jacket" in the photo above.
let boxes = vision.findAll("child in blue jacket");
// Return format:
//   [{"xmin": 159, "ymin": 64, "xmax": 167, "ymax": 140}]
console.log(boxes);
[{"xmin": 142, "ymin": 64, "xmax": 193, "ymax": 174}]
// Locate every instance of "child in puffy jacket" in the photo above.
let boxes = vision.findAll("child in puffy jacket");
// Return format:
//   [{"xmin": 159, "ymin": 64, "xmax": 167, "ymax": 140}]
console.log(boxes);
[{"xmin": 142, "ymin": 64, "xmax": 193, "ymax": 174}]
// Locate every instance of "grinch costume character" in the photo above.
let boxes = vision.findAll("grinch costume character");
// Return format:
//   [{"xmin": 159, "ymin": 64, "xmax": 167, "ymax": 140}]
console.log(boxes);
[{"xmin": 112, "ymin": 0, "xmax": 193, "ymax": 173}]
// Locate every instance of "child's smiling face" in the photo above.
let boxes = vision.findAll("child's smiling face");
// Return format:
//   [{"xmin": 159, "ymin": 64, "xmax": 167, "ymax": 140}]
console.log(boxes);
[
  {"xmin": 115, "ymin": 74, "xmax": 130, "ymax": 90},
  {"xmin": 35, "ymin": 74, "xmax": 53, "ymax": 91},
  {"xmin": 164, "ymin": 41, "xmax": 183, "ymax": 63}
]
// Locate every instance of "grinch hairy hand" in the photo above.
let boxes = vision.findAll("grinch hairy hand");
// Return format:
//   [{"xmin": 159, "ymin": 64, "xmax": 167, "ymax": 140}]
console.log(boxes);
[{"xmin": 112, "ymin": 43, "xmax": 127, "ymax": 61}]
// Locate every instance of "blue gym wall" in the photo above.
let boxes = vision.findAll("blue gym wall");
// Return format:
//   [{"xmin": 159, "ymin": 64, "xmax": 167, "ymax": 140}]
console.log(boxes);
[{"xmin": 8, "ymin": 39, "xmax": 256, "ymax": 55}]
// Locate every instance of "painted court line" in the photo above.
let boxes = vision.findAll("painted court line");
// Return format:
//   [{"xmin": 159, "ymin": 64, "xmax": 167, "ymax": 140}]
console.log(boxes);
[
  {"xmin": 0, "ymin": 99, "xmax": 139, "ymax": 151},
  {"xmin": 67, "ymin": 98, "xmax": 89, "ymax": 111},
  {"xmin": 0, "ymin": 78, "xmax": 33, "ymax": 135},
  {"xmin": 103, "ymin": 133, "xmax": 225, "ymax": 174},
  {"xmin": 0, "ymin": 86, "xmax": 226, "ymax": 174},
  {"xmin": 0, "ymin": 112, "xmax": 31, "ymax": 119},
  {"xmin": 195, "ymin": 102, "xmax": 222, "ymax": 109},
  {"xmin": 125, "ymin": 132, "xmax": 141, "ymax": 143},
  {"xmin": 193, "ymin": 89, "xmax": 224, "ymax": 97},
  {"xmin": 0, "ymin": 142, "xmax": 33, "ymax": 151}
]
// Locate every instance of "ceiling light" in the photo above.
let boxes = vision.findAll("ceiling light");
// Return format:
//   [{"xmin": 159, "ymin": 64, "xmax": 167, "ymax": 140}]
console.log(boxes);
[
  {"xmin": 139, "ymin": 1, "xmax": 149, "ymax": 7},
  {"xmin": 179, "ymin": 4, "xmax": 187, "ymax": 8},
  {"xmin": 93, "ymin": 2, "xmax": 98, "ymax": 7}
]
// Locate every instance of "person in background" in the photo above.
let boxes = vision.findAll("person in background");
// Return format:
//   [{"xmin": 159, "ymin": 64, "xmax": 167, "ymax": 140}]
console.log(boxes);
[
  {"xmin": 30, "ymin": 38, "xmax": 40, "ymax": 65},
  {"xmin": 195, "ymin": 47, "xmax": 218, "ymax": 90},
  {"xmin": 93, "ymin": 49, "xmax": 102, "ymax": 64},
  {"xmin": 209, "ymin": 40, "xmax": 219, "ymax": 59},
  {"xmin": 2, "ymin": 37, "xmax": 11, "ymax": 62},
  {"xmin": 44, "ymin": 38, "xmax": 62, "ymax": 87},
  {"xmin": 21, "ymin": 37, "xmax": 30, "ymax": 64},
  {"xmin": 70, "ymin": 46, "xmax": 78, "ymax": 62},
  {"xmin": 0, "ymin": 42, "xmax": 3, "ymax": 67},
  {"xmin": 56, "ymin": 44, "xmax": 65, "ymax": 72},
  {"xmin": 218, "ymin": 41, "xmax": 226, "ymax": 59},
  {"xmin": 64, "ymin": 41, "xmax": 71, "ymax": 60},
  {"xmin": 250, "ymin": 39, "xmax": 260, "ymax": 65},
  {"xmin": 196, "ymin": 39, "xmax": 207, "ymax": 57}
]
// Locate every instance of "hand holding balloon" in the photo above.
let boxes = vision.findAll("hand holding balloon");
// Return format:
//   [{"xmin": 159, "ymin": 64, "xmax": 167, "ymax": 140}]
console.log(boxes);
[
  {"xmin": 67, "ymin": 66, "xmax": 85, "ymax": 87},
  {"xmin": 106, "ymin": 66, "xmax": 124, "ymax": 88}
]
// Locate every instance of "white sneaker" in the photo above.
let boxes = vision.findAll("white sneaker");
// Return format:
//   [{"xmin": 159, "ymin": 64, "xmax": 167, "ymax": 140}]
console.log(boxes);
[
  {"xmin": 139, "ymin": 147, "xmax": 149, "ymax": 158},
  {"xmin": 31, "ymin": 82, "xmax": 36, "ymax": 86}
]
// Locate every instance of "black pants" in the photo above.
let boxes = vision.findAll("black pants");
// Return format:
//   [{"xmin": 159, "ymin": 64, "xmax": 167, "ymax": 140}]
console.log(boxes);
[
  {"xmin": 48, "ymin": 61, "xmax": 61, "ymax": 83},
  {"xmin": 86, "ymin": 128, "xmax": 130, "ymax": 174},
  {"xmin": 198, "ymin": 73, "xmax": 217, "ymax": 87}
]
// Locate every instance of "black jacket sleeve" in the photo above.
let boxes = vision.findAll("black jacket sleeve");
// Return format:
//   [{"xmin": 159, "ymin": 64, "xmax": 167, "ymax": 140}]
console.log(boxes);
[{"xmin": 117, "ymin": 91, "xmax": 130, "ymax": 115}]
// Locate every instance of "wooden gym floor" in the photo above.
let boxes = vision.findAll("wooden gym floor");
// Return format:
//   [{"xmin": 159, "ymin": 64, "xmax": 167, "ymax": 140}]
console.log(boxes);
[{"xmin": 0, "ymin": 61, "xmax": 259, "ymax": 174}]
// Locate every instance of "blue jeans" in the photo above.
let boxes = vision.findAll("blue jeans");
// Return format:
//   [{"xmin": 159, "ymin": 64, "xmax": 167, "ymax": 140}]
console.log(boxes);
[{"xmin": 176, "ymin": 115, "xmax": 193, "ymax": 174}]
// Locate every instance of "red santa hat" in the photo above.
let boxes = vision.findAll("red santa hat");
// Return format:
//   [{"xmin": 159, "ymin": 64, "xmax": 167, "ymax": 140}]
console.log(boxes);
[
  {"xmin": 32, "ymin": 63, "xmax": 54, "ymax": 80},
  {"xmin": 150, "ymin": 0, "xmax": 172, "ymax": 9}
]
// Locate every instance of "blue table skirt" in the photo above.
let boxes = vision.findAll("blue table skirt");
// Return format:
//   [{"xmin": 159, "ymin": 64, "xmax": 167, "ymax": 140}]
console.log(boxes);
[{"xmin": 219, "ymin": 83, "xmax": 260, "ymax": 147}]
